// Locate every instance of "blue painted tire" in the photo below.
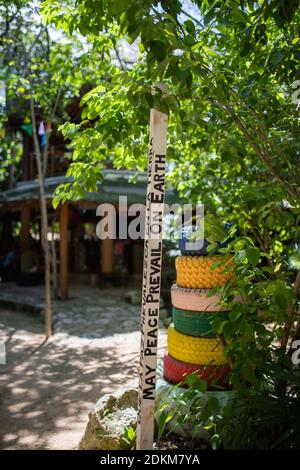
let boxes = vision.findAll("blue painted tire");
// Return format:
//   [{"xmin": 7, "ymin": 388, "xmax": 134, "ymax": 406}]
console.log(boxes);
[{"xmin": 178, "ymin": 222, "xmax": 235, "ymax": 256}]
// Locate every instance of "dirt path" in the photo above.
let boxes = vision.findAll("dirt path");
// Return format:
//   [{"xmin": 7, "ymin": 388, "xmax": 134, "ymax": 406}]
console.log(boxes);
[{"xmin": 0, "ymin": 301, "xmax": 166, "ymax": 450}]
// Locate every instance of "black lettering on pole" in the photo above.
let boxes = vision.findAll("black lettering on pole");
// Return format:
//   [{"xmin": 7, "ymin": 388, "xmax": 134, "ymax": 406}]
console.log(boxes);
[{"xmin": 137, "ymin": 141, "xmax": 167, "ymax": 441}]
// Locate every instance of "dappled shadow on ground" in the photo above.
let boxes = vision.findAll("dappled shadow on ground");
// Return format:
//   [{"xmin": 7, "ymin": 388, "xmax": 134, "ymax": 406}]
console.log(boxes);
[
  {"xmin": 0, "ymin": 308, "xmax": 166, "ymax": 449},
  {"xmin": 0, "ymin": 307, "xmax": 166, "ymax": 450}
]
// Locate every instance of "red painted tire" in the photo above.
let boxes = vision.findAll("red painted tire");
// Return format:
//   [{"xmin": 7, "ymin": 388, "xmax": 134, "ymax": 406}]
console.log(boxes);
[{"xmin": 163, "ymin": 353, "xmax": 231, "ymax": 389}]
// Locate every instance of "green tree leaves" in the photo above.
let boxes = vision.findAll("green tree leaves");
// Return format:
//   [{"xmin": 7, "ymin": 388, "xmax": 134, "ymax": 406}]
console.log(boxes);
[{"xmin": 38, "ymin": 0, "xmax": 300, "ymax": 410}]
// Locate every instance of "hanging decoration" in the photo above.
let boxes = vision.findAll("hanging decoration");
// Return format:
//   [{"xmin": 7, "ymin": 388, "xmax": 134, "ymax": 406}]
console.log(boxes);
[
  {"xmin": 38, "ymin": 121, "xmax": 50, "ymax": 149},
  {"xmin": 40, "ymin": 133, "xmax": 47, "ymax": 148},
  {"xmin": 38, "ymin": 121, "xmax": 45, "ymax": 135},
  {"xmin": 21, "ymin": 123, "xmax": 33, "ymax": 137}
]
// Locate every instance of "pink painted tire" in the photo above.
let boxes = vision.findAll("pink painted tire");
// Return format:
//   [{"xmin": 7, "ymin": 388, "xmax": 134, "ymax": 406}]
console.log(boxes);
[
  {"xmin": 171, "ymin": 284, "xmax": 226, "ymax": 311},
  {"xmin": 163, "ymin": 353, "xmax": 231, "ymax": 389},
  {"xmin": 171, "ymin": 284, "xmax": 244, "ymax": 312}
]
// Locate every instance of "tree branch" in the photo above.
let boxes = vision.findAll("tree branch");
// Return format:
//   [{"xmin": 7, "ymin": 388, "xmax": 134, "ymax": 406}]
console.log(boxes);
[
  {"xmin": 181, "ymin": 9, "xmax": 204, "ymax": 27},
  {"xmin": 217, "ymin": 334, "xmax": 234, "ymax": 369},
  {"xmin": 218, "ymin": 100, "xmax": 299, "ymax": 201},
  {"xmin": 43, "ymin": 86, "xmax": 62, "ymax": 177},
  {"xmin": 29, "ymin": 81, "xmax": 52, "ymax": 338},
  {"xmin": 113, "ymin": 43, "xmax": 125, "ymax": 71}
]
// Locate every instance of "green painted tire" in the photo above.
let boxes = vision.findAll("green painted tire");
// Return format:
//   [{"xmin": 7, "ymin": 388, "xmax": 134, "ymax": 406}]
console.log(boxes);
[{"xmin": 172, "ymin": 307, "xmax": 229, "ymax": 338}]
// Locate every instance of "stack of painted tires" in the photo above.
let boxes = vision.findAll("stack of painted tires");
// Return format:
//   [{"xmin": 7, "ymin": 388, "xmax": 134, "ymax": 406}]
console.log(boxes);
[{"xmin": 164, "ymin": 231, "xmax": 235, "ymax": 390}]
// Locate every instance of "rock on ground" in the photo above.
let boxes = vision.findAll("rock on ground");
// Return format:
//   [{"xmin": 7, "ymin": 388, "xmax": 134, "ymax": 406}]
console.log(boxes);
[{"xmin": 79, "ymin": 381, "xmax": 138, "ymax": 450}]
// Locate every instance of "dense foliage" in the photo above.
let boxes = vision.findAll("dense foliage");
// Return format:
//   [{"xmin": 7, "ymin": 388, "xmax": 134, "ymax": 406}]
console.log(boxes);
[
  {"xmin": 42, "ymin": 0, "xmax": 300, "ymax": 201},
  {"xmin": 0, "ymin": 0, "xmax": 117, "ymax": 189},
  {"xmin": 40, "ymin": 0, "xmax": 300, "ymax": 448},
  {"xmin": 2, "ymin": 0, "xmax": 300, "ymax": 448}
]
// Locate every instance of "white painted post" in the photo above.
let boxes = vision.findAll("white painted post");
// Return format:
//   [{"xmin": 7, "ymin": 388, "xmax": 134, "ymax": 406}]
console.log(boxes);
[{"xmin": 136, "ymin": 84, "xmax": 168, "ymax": 450}]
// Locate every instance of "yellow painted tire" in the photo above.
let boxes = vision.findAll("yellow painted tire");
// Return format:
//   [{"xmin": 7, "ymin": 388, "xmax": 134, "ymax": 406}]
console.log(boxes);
[
  {"xmin": 167, "ymin": 324, "xmax": 227, "ymax": 366},
  {"xmin": 176, "ymin": 256, "xmax": 235, "ymax": 289}
]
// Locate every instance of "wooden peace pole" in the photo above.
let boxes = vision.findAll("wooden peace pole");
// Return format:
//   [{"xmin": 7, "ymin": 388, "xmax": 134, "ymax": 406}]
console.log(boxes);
[{"xmin": 136, "ymin": 84, "xmax": 168, "ymax": 450}]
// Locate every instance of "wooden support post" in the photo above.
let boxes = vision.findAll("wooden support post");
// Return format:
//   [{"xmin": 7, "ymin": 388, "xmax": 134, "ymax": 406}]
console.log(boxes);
[
  {"xmin": 99, "ymin": 203, "xmax": 115, "ymax": 275},
  {"xmin": 136, "ymin": 84, "xmax": 168, "ymax": 450},
  {"xmin": 22, "ymin": 132, "xmax": 31, "ymax": 181},
  {"xmin": 8, "ymin": 163, "xmax": 15, "ymax": 189},
  {"xmin": 2, "ymin": 213, "xmax": 13, "ymax": 253},
  {"xmin": 60, "ymin": 203, "xmax": 69, "ymax": 300},
  {"xmin": 101, "ymin": 238, "xmax": 114, "ymax": 274},
  {"xmin": 50, "ymin": 146, "xmax": 55, "ymax": 177},
  {"xmin": 20, "ymin": 205, "xmax": 31, "ymax": 251}
]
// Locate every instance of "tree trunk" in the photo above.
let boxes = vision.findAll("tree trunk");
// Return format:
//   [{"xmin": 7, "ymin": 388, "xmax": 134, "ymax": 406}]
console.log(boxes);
[
  {"xmin": 30, "ymin": 95, "xmax": 52, "ymax": 338},
  {"xmin": 51, "ymin": 225, "xmax": 58, "ymax": 300}
]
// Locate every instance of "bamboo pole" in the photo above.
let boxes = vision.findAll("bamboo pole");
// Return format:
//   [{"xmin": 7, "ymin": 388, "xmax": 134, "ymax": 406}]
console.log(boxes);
[
  {"xmin": 60, "ymin": 203, "xmax": 69, "ymax": 301},
  {"xmin": 30, "ymin": 94, "xmax": 52, "ymax": 339}
]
